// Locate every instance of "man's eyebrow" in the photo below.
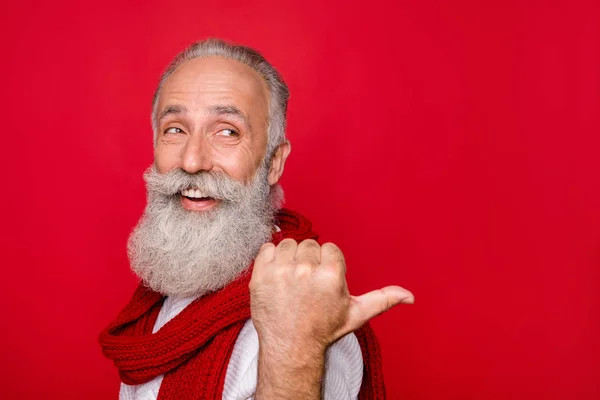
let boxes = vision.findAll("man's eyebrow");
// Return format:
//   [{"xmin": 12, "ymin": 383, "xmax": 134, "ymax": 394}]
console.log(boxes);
[
  {"xmin": 158, "ymin": 104, "xmax": 188, "ymax": 122},
  {"xmin": 206, "ymin": 105, "xmax": 252, "ymax": 130}
]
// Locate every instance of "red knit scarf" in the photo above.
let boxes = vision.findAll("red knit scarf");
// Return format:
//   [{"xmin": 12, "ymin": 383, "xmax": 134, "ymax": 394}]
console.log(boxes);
[{"xmin": 99, "ymin": 209, "xmax": 386, "ymax": 399}]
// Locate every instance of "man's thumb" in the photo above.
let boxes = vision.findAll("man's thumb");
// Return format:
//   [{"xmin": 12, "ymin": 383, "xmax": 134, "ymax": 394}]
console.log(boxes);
[{"xmin": 347, "ymin": 286, "xmax": 414, "ymax": 331}]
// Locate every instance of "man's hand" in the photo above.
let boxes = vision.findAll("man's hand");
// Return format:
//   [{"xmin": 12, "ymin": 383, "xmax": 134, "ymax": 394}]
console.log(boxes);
[{"xmin": 250, "ymin": 238, "xmax": 414, "ymax": 399}]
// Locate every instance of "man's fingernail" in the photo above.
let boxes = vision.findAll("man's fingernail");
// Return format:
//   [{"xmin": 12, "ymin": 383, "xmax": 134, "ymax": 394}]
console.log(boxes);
[{"xmin": 399, "ymin": 295, "xmax": 415, "ymax": 304}]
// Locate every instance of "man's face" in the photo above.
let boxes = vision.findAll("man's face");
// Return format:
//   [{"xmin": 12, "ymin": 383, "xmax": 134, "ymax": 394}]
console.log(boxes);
[
  {"xmin": 154, "ymin": 56, "xmax": 270, "ymax": 212},
  {"xmin": 128, "ymin": 56, "xmax": 286, "ymax": 297}
]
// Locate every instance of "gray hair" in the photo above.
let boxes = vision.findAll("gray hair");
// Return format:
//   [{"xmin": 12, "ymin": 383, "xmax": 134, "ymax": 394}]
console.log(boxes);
[{"xmin": 151, "ymin": 38, "xmax": 290, "ymax": 157}]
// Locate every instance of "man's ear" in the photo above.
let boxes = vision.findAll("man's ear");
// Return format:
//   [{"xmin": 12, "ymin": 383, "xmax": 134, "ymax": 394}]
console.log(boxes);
[{"xmin": 268, "ymin": 140, "xmax": 291, "ymax": 185}]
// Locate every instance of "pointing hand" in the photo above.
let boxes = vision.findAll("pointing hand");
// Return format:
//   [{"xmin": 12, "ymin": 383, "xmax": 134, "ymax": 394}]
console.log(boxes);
[{"xmin": 250, "ymin": 239, "xmax": 414, "ymax": 351}]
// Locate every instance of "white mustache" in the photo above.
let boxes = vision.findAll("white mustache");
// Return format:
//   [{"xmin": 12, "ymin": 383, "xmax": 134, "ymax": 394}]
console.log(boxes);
[{"xmin": 143, "ymin": 167, "xmax": 246, "ymax": 203}]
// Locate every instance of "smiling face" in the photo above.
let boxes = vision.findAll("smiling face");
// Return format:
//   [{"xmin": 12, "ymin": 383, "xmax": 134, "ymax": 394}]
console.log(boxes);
[
  {"xmin": 154, "ymin": 56, "xmax": 282, "ymax": 212},
  {"xmin": 128, "ymin": 55, "xmax": 290, "ymax": 296}
]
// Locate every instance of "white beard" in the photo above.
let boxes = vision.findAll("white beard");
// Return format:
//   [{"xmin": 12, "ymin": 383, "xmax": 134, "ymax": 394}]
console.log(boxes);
[{"xmin": 127, "ymin": 163, "xmax": 280, "ymax": 297}]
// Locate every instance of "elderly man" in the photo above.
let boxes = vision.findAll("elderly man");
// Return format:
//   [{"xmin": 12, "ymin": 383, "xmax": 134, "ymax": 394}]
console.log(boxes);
[{"xmin": 99, "ymin": 38, "xmax": 414, "ymax": 400}]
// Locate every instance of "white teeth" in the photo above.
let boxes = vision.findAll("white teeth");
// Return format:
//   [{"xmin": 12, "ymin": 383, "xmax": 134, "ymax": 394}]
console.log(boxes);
[{"xmin": 180, "ymin": 188, "xmax": 209, "ymax": 199}]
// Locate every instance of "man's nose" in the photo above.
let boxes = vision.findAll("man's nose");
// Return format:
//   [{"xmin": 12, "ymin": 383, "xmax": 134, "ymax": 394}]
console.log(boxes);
[{"xmin": 181, "ymin": 135, "xmax": 214, "ymax": 174}]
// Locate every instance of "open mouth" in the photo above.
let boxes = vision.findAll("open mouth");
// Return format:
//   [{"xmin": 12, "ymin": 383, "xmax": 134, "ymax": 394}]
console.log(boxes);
[
  {"xmin": 180, "ymin": 188, "xmax": 215, "ymax": 202},
  {"xmin": 179, "ymin": 188, "xmax": 219, "ymax": 211}
]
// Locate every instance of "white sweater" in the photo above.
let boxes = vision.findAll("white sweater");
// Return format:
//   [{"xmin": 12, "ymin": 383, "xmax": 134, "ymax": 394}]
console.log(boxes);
[{"xmin": 119, "ymin": 295, "xmax": 364, "ymax": 400}]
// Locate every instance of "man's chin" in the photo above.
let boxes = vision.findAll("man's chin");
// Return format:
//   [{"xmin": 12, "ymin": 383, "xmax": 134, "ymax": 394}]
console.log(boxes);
[{"xmin": 132, "ymin": 257, "xmax": 252, "ymax": 298}]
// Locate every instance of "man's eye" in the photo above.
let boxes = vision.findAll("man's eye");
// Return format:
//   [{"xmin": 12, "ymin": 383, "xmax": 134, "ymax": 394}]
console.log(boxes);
[
  {"xmin": 217, "ymin": 129, "xmax": 239, "ymax": 137},
  {"xmin": 165, "ymin": 127, "xmax": 184, "ymax": 134}
]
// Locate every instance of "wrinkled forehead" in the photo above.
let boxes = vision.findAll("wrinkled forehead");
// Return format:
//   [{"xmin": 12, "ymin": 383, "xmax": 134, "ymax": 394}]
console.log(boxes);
[{"xmin": 158, "ymin": 56, "xmax": 270, "ymax": 126}]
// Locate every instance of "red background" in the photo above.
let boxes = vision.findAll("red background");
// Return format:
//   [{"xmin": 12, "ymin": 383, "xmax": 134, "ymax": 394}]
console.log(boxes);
[{"xmin": 1, "ymin": 0, "xmax": 598, "ymax": 398}]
